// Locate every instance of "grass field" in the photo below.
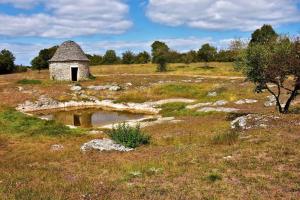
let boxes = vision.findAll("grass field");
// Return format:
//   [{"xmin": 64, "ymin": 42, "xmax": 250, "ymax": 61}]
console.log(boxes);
[{"xmin": 0, "ymin": 63, "xmax": 299, "ymax": 199}]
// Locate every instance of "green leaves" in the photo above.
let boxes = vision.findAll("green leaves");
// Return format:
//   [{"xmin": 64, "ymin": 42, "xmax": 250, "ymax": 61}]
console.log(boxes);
[{"xmin": 109, "ymin": 123, "xmax": 150, "ymax": 148}]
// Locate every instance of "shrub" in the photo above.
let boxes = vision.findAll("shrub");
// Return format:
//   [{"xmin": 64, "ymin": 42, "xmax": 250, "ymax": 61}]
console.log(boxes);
[
  {"xmin": 17, "ymin": 79, "xmax": 42, "ymax": 85},
  {"xmin": 207, "ymin": 172, "xmax": 222, "ymax": 182},
  {"xmin": 108, "ymin": 123, "xmax": 150, "ymax": 148},
  {"xmin": 212, "ymin": 130, "xmax": 239, "ymax": 145}
]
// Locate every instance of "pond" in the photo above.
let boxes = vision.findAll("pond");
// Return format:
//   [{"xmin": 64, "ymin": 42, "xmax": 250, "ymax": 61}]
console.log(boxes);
[{"xmin": 35, "ymin": 108, "xmax": 146, "ymax": 128}]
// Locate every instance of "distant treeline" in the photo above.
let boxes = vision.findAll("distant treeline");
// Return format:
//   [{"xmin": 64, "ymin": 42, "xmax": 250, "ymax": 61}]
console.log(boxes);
[
  {"xmin": 0, "ymin": 24, "xmax": 281, "ymax": 74},
  {"xmin": 86, "ymin": 42, "xmax": 240, "ymax": 66}
]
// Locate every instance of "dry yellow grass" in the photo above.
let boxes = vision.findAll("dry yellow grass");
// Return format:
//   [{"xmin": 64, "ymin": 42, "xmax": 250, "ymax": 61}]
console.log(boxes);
[{"xmin": 0, "ymin": 63, "xmax": 299, "ymax": 199}]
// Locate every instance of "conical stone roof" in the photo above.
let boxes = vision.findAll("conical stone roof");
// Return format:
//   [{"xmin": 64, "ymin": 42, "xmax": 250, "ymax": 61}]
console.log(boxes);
[{"xmin": 49, "ymin": 41, "xmax": 89, "ymax": 62}]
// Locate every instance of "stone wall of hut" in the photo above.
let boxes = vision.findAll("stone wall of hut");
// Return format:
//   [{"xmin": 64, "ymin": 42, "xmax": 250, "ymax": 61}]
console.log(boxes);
[{"xmin": 49, "ymin": 61, "xmax": 90, "ymax": 81}]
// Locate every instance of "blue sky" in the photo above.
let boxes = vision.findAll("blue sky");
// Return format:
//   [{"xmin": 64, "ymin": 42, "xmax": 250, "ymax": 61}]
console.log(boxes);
[{"xmin": 0, "ymin": 0, "xmax": 299, "ymax": 65}]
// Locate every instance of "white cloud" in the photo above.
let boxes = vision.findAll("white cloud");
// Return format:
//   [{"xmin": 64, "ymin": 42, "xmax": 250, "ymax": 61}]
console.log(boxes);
[
  {"xmin": 146, "ymin": 0, "xmax": 300, "ymax": 31},
  {"xmin": 82, "ymin": 36, "xmax": 214, "ymax": 55},
  {"xmin": 0, "ymin": 0, "xmax": 132, "ymax": 38}
]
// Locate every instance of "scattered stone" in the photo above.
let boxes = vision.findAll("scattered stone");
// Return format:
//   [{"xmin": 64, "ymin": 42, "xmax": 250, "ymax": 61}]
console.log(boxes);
[
  {"xmin": 182, "ymin": 80, "xmax": 193, "ymax": 83},
  {"xmin": 207, "ymin": 92, "xmax": 217, "ymax": 97},
  {"xmin": 264, "ymin": 95, "xmax": 277, "ymax": 107},
  {"xmin": 66, "ymin": 125, "xmax": 77, "ymax": 129},
  {"xmin": 80, "ymin": 139, "xmax": 133, "ymax": 152},
  {"xmin": 129, "ymin": 171, "xmax": 142, "ymax": 177},
  {"xmin": 213, "ymin": 100, "xmax": 228, "ymax": 106},
  {"xmin": 235, "ymin": 99, "xmax": 258, "ymax": 105},
  {"xmin": 87, "ymin": 85, "xmax": 121, "ymax": 91},
  {"xmin": 50, "ymin": 144, "xmax": 64, "ymax": 151},
  {"xmin": 17, "ymin": 86, "xmax": 24, "ymax": 91},
  {"xmin": 231, "ymin": 114, "xmax": 274, "ymax": 130},
  {"xmin": 70, "ymin": 86, "xmax": 82, "ymax": 91},
  {"xmin": 88, "ymin": 130, "xmax": 104, "ymax": 135},
  {"xmin": 223, "ymin": 156, "xmax": 233, "ymax": 160},
  {"xmin": 198, "ymin": 107, "xmax": 239, "ymax": 113},
  {"xmin": 186, "ymin": 102, "xmax": 212, "ymax": 109},
  {"xmin": 125, "ymin": 82, "xmax": 133, "ymax": 86}
]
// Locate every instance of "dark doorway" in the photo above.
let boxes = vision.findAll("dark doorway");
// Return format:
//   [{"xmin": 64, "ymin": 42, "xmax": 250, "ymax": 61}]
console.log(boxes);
[
  {"xmin": 73, "ymin": 115, "xmax": 81, "ymax": 126},
  {"xmin": 71, "ymin": 68, "xmax": 78, "ymax": 81}
]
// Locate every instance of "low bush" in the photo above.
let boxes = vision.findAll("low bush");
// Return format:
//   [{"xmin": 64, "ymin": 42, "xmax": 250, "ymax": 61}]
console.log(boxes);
[
  {"xmin": 207, "ymin": 172, "xmax": 222, "ymax": 182},
  {"xmin": 17, "ymin": 79, "xmax": 42, "ymax": 85},
  {"xmin": 0, "ymin": 109, "xmax": 80, "ymax": 136},
  {"xmin": 109, "ymin": 123, "xmax": 150, "ymax": 148},
  {"xmin": 212, "ymin": 130, "xmax": 239, "ymax": 145}
]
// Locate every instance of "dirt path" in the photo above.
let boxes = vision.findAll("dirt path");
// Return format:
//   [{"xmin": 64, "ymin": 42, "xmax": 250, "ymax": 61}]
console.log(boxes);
[{"xmin": 94, "ymin": 73, "xmax": 244, "ymax": 80}]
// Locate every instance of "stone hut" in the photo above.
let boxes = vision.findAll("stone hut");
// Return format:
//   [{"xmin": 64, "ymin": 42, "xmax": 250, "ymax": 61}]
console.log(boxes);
[{"xmin": 49, "ymin": 41, "xmax": 90, "ymax": 81}]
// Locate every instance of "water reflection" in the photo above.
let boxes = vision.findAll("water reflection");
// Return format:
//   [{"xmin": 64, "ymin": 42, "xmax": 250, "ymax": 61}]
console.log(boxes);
[{"xmin": 36, "ymin": 108, "xmax": 145, "ymax": 128}]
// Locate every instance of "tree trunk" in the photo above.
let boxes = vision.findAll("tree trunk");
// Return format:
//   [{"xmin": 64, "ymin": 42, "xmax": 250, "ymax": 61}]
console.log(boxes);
[{"xmin": 283, "ymin": 79, "xmax": 300, "ymax": 113}]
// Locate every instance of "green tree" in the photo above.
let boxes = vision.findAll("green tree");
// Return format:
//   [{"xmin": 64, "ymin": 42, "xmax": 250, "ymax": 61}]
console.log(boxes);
[
  {"xmin": 31, "ymin": 46, "xmax": 58, "ymax": 71},
  {"xmin": 0, "ymin": 49, "xmax": 15, "ymax": 74},
  {"xmin": 198, "ymin": 43, "xmax": 217, "ymax": 64},
  {"xmin": 86, "ymin": 54, "xmax": 103, "ymax": 66},
  {"xmin": 135, "ymin": 51, "xmax": 151, "ymax": 64},
  {"xmin": 151, "ymin": 41, "xmax": 169, "ymax": 72},
  {"xmin": 236, "ymin": 37, "xmax": 300, "ymax": 113},
  {"xmin": 122, "ymin": 51, "xmax": 135, "ymax": 64},
  {"xmin": 216, "ymin": 50, "xmax": 235, "ymax": 62},
  {"xmin": 156, "ymin": 53, "xmax": 168, "ymax": 72},
  {"xmin": 250, "ymin": 24, "xmax": 278, "ymax": 45},
  {"xmin": 151, "ymin": 41, "xmax": 169, "ymax": 63},
  {"xmin": 184, "ymin": 50, "xmax": 198, "ymax": 64},
  {"xmin": 102, "ymin": 50, "xmax": 119, "ymax": 65},
  {"xmin": 168, "ymin": 50, "xmax": 182, "ymax": 63}
]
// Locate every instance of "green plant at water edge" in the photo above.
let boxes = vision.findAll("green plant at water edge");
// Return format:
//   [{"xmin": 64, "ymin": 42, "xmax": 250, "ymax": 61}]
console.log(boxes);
[
  {"xmin": 109, "ymin": 123, "xmax": 150, "ymax": 148},
  {"xmin": 0, "ymin": 109, "xmax": 80, "ymax": 136},
  {"xmin": 17, "ymin": 79, "xmax": 42, "ymax": 85}
]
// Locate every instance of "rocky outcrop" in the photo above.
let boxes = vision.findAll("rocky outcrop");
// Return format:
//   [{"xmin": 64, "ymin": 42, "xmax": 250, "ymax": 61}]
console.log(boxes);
[
  {"xmin": 231, "ymin": 114, "xmax": 279, "ymax": 130},
  {"xmin": 80, "ymin": 139, "xmax": 133, "ymax": 152},
  {"xmin": 16, "ymin": 96, "xmax": 196, "ymax": 115},
  {"xmin": 100, "ymin": 116, "xmax": 182, "ymax": 129}
]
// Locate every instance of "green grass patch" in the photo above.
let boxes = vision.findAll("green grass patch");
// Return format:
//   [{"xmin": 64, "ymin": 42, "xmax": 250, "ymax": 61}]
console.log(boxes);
[
  {"xmin": 17, "ymin": 79, "xmax": 42, "ymax": 85},
  {"xmin": 0, "ymin": 109, "xmax": 81, "ymax": 136},
  {"xmin": 212, "ymin": 130, "xmax": 239, "ymax": 145},
  {"xmin": 153, "ymin": 84, "xmax": 204, "ymax": 99},
  {"xmin": 159, "ymin": 102, "xmax": 204, "ymax": 117},
  {"xmin": 109, "ymin": 123, "xmax": 150, "ymax": 148}
]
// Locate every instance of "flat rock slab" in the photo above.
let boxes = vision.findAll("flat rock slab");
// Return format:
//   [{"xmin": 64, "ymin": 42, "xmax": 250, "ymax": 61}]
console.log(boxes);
[
  {"xmin": 198, "ymin": 107, "xmax": 239, "ymax": 113},
  {"xmin": 235, "ymin": 99, "xmax": 258, "ymax": 105},
  {"xmin": 80, "ymin": 139, "xmax": 133, "ymax": 152}
]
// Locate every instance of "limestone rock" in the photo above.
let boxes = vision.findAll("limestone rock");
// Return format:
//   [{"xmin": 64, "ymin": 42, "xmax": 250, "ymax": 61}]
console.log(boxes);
[
  {"xmin": 207, "ymin": 92, "xmax": 217, "ymax": 97},
  {"xmin": 198, "ymin": 107, "xmax": 239, "ymax": 113},
  {"xmin": 80, "ymin": 139, "xmax": 133, "ymax": 152},
  {"xmin": 87, "ymin": 85, "xmax": 122, "ymax": 91},
  {"xmin": 213, "ymin": 100, "xmax": 228, "ymax": 106},
  {"xmin": 70, "ymin": 86, "xmax": 82, "ymax": 91},
  {"xmin": 235, "ymin": 99, "xmax": 258, "ymax": 105},
  {"xmin": 264, "ymin": 95, "xmax": 277, "ymax": 107}
]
